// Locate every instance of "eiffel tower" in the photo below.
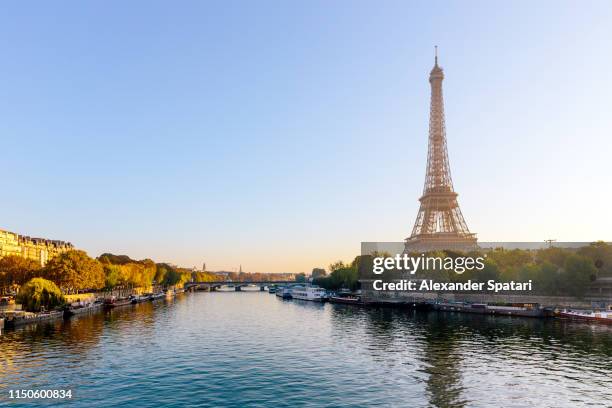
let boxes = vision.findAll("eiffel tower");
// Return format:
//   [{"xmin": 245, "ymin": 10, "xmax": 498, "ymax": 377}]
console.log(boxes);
[{"xmin": 404, "ymin": 48, "xmax": 477, "ymax": 253}]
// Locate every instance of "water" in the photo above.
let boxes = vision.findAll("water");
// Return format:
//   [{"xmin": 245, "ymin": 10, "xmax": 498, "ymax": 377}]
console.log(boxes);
[{"xmin": 1, "ymin": 292, "xmax": 611, "ymax": 407}]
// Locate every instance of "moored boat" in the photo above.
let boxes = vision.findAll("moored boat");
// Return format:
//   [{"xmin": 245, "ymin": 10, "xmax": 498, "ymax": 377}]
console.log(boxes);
[
  {"xmin": 103, "ymin": 296, "xmax": 132, "ymax": 309},
  {"xmin": 329, "ymin": 295, "xmax": 362, "ymax": 305},
  {"xmin": 434, "ymin": 302, "xmax": 545, "ymax": 317},
  {"xmin": 150, "ymin": 292, "xmax": 166, "ymax": 301},
  {"xmin": 558, "ymin": 309, "xmax": 612, "ymax": 324},
  {"xmin": 63, "ymin": 300, "xmax": 103, "ymax": 317},
  {"xmin": 275, "ymin": 286, "xmax": 292, "ymax": 299},
  {"xmin": 3, "ymin": 310, "xmax": 63, "ymax": 328},
  {"xmin": 130, "ymin": 294, "xmax": 148, "ymax": 304},
  {"xmin": 268, "ymin": 286, "xmax": 277, "ymax": 294},
  {"xmin": 291, "ymin": 286, "xmax": 327, "ymax": 302}
]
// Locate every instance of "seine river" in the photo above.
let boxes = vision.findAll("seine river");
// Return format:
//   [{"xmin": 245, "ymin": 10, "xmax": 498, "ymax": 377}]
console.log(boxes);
[{"xmin": 1, "ymin": 292, "xmax": 611, "ymax": 407}]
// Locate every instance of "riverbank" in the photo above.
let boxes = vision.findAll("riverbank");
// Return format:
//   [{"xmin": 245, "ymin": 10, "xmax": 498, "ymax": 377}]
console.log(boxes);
[{"xmin": 0, "ymin": 287, "xmax": 184, "ymax": 330}]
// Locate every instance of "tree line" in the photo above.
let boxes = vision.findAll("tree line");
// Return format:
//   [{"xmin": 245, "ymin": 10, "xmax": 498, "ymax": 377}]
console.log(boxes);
[
  {"xmin": 0, "ymin": 250, "xmax": 304, "ymax": 297},
  {"xmin": 0, "ymin": 250, "xmax": 221, "ymax": 295},
  {"xmin": 313, "ymin": 242, "xmax": 612, "ymax": 298}
]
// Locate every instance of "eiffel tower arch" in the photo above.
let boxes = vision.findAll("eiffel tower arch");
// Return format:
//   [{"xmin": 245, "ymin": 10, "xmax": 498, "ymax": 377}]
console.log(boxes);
[{"xmin": 404, "ymin": 49, "xmax": 477, "ymax": 253}]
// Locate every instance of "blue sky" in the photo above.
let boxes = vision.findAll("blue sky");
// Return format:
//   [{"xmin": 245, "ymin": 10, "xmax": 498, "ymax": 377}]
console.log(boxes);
[{"xmin": 2, "ymin": 1, "xmax": 612, "ymax": 272}]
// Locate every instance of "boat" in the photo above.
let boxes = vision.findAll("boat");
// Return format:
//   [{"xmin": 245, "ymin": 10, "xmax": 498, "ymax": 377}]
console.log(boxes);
[
  {"xmin": 165, "ymin": 289, "xmax": 175, "ymax": 298},
  {"xmin": 558, "ymin": 309, "xmax": 612, "ymax": 324},
  {"xmin": 434, "ymin": 302, "xmax": 545, "ymax": 317},
  {"xmin": 63, "ymin": 300, "xmax": 103, "ymax": 317},
  {"xmin": 487, "ymin": 303, "xmax": 545, "ymax": 317},
  {"xmin": 268, "ymin": 286, "xmax": 277, "ymax": 294},
  {"xmin": 216, "ymin": 285, "xmax": 236, "ymax": 292},
  {"xmin": 329, "ymin": 295, "xmax": 362, "ymax": 305},
  {"xmin": 103, "ymin": 296, "xmax": 132, "ymax": 309},
  {"xmin": 275, "ymin": 286, "xmax": 293, "ymax": 299},
  {"xmin": 129, "ymin": 294, "xmax": 148, "ymax": 304},
  {"xmin": 290, "ymin": 285, "xmax": 327, "ymax": 302},
  {"xmin": 2, "ymin": 310, "xmax": 63, "ymax": 328},
  {"xmin": 240, "ymin": 284, "xmax": 260, "ymax": 292},
  {"xmin": 150, "ymin": 292, "xmax": 166, "ymax": 301}
]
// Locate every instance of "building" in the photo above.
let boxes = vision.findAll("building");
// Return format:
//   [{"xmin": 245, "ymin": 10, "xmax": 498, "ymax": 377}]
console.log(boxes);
[
  {"xmin": 404, "ymin": 48, "xmax": 477, "ymax": 253},
  {"xmin": 0, "ymin": 228, "xmax": 73, "ymax": 266}
]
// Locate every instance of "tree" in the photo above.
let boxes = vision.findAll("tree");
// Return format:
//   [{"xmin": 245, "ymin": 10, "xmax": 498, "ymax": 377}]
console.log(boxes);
[
  {"xmin": 561, "ymin": 255, "xmax": 596, "ymax": 297},
  {"xmin": 103, "ymin": 264, "xmax": 126, "ymax": 289},
  {"xmin": 0, "ymin": 255, "xmax": 42, "ymax": 294},
  {"xmin": 578, "ymin": 241, "xmax": 612, "ymax": 277},
  {"xmin": 16, "ymin": 278, "xmax": 65, "ymax": 312},
  {"xmin": 155, "ymin": 263, "xmax": 174, "ymax": 284},
  {"xmin": 311, "ymin": 268, "xmax": 326, "ymax": 279},
  {"xmin": 329, "ymin": 261, "xmax": 347, "ymax": 272},
  {"xmin": 295, "ymin": 273, "xmax": 306, "ymax": 283},
  {"xmin": 43, "ymin": 250, "xmax": 105, "ymax": 293},
  {"xmin": 97, "ymin": 253, "xmax": 135, "ymax": 265}
]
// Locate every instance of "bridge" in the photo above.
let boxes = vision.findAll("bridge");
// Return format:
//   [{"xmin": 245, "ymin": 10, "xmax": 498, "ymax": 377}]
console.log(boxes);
[{"xmin": 184, "ymin": 281, "xmax": 299, "ymax": 292}]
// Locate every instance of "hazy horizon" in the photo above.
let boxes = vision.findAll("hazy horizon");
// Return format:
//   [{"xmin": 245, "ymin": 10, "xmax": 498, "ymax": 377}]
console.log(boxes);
[{"xmin": 3, "ymin": 1, "xmax": 612, "ymax": 273}]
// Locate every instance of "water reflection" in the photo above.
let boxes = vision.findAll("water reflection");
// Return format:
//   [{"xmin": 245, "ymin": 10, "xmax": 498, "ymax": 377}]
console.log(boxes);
[{"xmin": 1, "ymin": 294, "xmax": 611, "ymax": 407}]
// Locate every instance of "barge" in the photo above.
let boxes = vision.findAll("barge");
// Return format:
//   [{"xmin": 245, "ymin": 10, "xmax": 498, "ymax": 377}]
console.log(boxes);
[
  {"xmin": 434, "ymin": 302, "xmax": 546, "ymax": 317},
  {"xmin": 558, "ymin": 309, "xmax": 612, "ymax": 324},
  {"xmin": 2, "ymin": 310, "xmax": 64, "ymax": 328}
]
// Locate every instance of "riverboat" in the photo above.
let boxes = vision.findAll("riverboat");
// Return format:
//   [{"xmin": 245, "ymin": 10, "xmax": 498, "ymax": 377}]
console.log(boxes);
[
  {"xmin": 63, "ymin": 300, "xmax": 103, "ymax": 317},
  {"xmin": 130, "ymin": 295, "xmax": 148, "ymax": 304},
  {"xmin": 558, "ymin": 309, "xmax": 612, "ymax": 324},
  {"xmin": 329, "ymin": 295, "xmax": 362, "ymax": 305},
  {"xmin": 240, "ymin": 284, "xmax": 260, "ymax": 292},
  {"xmin": 268, "ymin": 286, "xmax": 277, "ymax": 294},
  {"xmin": 275, "ymin": 287, "xmax": 292, "ymax": 299},
  {"xmin": 150, "ymin": 292, "xmax": 166, "ymax": 301},
  {"xmin": 434, "ymin": 302, "xmax": 545, "ymax": 317},
  {"xmin": 216, "ymin": 285, "xmax": 236, "ymax": 292},
  {"xmin": 3, "ymin": 310, "xmax": 64, "ymax": 328},
  {"xmin": 291, "ymin": 286, "xmax": 327, "ymax": 302},
  {"xmin": 103, "ymin": 296, "xmax": 132, "ymax": 309}
]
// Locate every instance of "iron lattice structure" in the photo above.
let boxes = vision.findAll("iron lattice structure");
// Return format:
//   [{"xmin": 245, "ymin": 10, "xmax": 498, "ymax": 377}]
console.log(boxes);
[{"xmin": 405, "ymin": 51, "xmax": 477, "ymax": 253}]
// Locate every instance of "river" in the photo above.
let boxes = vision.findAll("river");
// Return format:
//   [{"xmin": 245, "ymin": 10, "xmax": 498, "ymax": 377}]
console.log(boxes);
[{"xmin": 1, "ymin": 292, "xmax": 611, "ymax": 407}]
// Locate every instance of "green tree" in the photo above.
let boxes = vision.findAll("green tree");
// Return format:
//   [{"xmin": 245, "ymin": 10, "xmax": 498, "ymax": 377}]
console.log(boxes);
[
  {"xmin": 578, "ymin": 241, "xmax": 612, "ymax": 277},
  {"xmin": 561, "ymin": 255, "xmax": 596, "ymax": 297},
  {"xmin": 295, "ymin": 273, "xmax": 306, "ymax": 283},
  {"xmin": 103, "ymin": 264, "xmax": 125, "ymax": 289},
  {"xmin": 329, "ymin": 261, "xmax": 347, "ymax": 272},
  {"xmin": 16, "ymin": 278, "xmax": 65, "ymax": 312},
  {"xmin": 43, "ymin": 250, "xmax": 105, "ymax": 293},
  {"xmin": 311, "ymin": 268, "xmax": 326, "ymax": 279}
]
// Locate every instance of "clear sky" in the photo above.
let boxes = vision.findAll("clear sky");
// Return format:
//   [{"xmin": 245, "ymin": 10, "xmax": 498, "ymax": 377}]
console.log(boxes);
[{"xmin": 2, "ymin": 1, "xmax": 612, "ymax": 273}]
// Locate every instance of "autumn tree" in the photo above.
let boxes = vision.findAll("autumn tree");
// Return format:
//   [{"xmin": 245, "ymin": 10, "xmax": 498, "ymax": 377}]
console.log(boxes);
[
  {"xmin": 0, "ymin": 255, "xmax": 42, "ymax": 294},
  {"xmin": 103, "ymin": 264, "xmax": 126, "ymax": 289},
  {"xmin": 42, "ymin": 250, "xmax": 105, "ymax": 293}
]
